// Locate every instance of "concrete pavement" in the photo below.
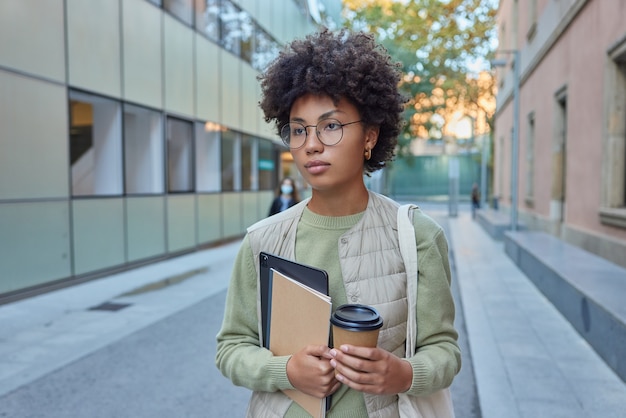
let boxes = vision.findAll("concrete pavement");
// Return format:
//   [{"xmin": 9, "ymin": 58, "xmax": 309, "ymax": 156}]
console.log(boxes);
[
  {"xmin": 0, "ymin": 240, "xmax": 242, "ymax": 399},
  {"xmin": 1, "ymin": 205, "xmax": 625, "ymax": 417},
  {"xmin": 449, "ymin": 211, "xmax": 626, "ymax": 417}
]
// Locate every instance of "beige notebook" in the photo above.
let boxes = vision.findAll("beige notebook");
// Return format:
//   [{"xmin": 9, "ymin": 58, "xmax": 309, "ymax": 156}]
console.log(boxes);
[{"xmin": 268, "ymin": 268, "xmax": 332, "ymax": 418}]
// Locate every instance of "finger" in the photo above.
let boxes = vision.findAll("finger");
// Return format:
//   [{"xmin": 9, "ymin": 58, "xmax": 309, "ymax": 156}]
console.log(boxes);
[
  {"xmin": 319, "ymin": 350, "xmax": 335, "ymax": 360},
  {"xmin": 318, "ymin": 359, "xmax": 337, "ymax": 376},
  {"xmin": 334, "ymin": 371, "xmax": 380, "ymax": 394},
  {"xmin": 331, "ymin": 359, "xmax": 378, "ymax": 386},
  {"xmin": 331, "ymin": 354, "xmax": 370, "ymax": 375},
  {"xmin": 328, "ymin": 380, "xmax": 342, "ymax": 396},
  {"xmin": 320, "ymin": 372, "xmax": 340, "ymax": 389},
  {"xmin": 306, "ymin": 344, "xmax": 332, "ymax": 358},
  {"xmin": 337, "ymin": 344, "xmax": 380, "ymax": 360},
  {"xmin": 331, "ymin": 349, "xmax": 377, "ymax": 374}
]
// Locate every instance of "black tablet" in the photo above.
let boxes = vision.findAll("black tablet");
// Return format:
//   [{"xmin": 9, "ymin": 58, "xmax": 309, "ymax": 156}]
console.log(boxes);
[{"xmin": 259, "ymin": 252, "xmax": 329, "ymax": 349}]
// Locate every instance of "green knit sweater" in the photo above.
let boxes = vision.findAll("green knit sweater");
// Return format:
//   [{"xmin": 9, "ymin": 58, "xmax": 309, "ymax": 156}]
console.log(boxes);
[{"xmin": 216, "ymin": 207, "xmax": 460, "ymax": 417}]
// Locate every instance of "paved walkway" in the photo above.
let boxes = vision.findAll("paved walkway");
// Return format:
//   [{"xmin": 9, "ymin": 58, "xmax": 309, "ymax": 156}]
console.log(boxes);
[
  {"xmin": 1, "ymin": 206, "xmax": 625, "ymax": 417},
  {"xmin": 448, "ymin": 211, "xmax": 626, "ymax": 418},
  {"xmin": 0, "ymin": 241, "xmax": 241, "ymax": 398}
]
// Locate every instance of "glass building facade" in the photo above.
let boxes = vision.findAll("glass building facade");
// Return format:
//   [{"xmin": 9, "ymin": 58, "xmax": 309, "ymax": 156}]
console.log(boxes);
[{"xmin": 0, "ymin": 0, "xmax": 331, "ymax": 300}]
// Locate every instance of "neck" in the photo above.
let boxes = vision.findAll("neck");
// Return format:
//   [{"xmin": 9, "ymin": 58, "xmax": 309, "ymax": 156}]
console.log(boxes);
[{"xmin": 307, "ymin": 187, "xmax": 369, "ymax": 216}]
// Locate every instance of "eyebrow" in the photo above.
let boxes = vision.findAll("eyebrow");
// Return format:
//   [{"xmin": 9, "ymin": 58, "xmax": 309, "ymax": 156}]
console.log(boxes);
[{"xmin": 291, "ymin": 109, "xmax": 344, "ymax": 123}]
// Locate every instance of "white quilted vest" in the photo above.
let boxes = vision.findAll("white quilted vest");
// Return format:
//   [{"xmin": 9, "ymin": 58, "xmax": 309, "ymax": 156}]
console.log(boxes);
[{"xmin": 246, "ymin": 191, "xmax": 408, "ymax": 418}]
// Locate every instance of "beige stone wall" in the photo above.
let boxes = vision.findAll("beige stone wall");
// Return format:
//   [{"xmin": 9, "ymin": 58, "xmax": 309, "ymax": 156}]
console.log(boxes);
[{"xmin": 494, "ymin": 0, "xmax": 626, "ymax": 263}]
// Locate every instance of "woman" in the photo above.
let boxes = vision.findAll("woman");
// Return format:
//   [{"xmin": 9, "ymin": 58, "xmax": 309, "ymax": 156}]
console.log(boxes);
[
  {"xmin": 216, "ymin": 29, "xmax": 460, "ymax": 417},
  {"xmin": 269, "ymin": 177, "xmax": 300, "ymax": 216}
]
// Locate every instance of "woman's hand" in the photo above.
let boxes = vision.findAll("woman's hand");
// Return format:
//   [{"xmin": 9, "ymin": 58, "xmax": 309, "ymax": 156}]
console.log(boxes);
[
  {"xmin": 329, "ymin": 345, "xmax": 413, "ymax": 395},
  {"xmin": 286, "ymin": 345, "xmax": 342, "ymax": 398}
]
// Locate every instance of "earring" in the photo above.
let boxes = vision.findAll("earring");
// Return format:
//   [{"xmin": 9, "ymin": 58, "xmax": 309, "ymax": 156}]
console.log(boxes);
[{"xmin": 364, "ymin": 149, "xmax": 372, "ymax": 161}]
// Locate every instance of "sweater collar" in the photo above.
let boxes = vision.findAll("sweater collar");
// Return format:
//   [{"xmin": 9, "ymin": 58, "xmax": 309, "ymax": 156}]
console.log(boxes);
[{"xmin": 301, "ymin": 206, "xmax": 364, "ymax": 230}]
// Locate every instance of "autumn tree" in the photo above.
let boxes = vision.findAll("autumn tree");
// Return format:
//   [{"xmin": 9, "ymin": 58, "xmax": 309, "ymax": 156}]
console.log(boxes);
[{"xmin": 343, "ymin": 0, "xmax": 498, "ymax": 157}]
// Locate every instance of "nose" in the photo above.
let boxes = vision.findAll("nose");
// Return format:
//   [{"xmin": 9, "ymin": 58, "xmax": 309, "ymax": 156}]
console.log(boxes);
[{"xmin": 302, "ymin": 124, "xmax": 323, "ymax": 152}]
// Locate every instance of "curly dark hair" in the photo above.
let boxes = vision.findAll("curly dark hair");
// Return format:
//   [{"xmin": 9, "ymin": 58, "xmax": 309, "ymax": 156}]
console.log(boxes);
[{"xmin": 258, "ymin": 29, "xmax": 407, "ymax": 173}]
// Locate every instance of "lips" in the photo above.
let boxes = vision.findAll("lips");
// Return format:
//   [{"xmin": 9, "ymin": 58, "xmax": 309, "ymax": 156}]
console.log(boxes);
[
  {"xmin": 304, "ymin": 160, "xmax": 330, "ymax": 175},
  {"xmin": 304, "ymin": 160, "xmax": 329, "ymax": 168}
]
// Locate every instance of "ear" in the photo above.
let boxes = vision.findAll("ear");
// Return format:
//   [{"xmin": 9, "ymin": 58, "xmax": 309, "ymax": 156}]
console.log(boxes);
[{"xmin": 365, "ymin": 125, "xmax": 379, "ymax": 150}]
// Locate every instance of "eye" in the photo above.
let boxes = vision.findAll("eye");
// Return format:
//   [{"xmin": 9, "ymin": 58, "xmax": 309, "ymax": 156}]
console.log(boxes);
[
  {"xmin": 292, "ymin": 125, "xmax": 306, "ymax": 136},
  {"xmin": 321, "ymin": 119, "xmax": 342, "ymax": 131}
]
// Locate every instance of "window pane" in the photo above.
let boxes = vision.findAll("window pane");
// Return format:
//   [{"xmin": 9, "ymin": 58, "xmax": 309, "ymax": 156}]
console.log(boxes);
[
  {"xmin": 196, "ymin": 121, "xmax": 222, "ymax": 192},
  {"xmin": 526, "ymin": 114, "xmax": 535, "ymax": 199},
  {"xmin": 241, "ymin": 134, "xmax": 255, "ymax": 191},
  {"xmin": 240, "ymin": 9, "xmax": 254, "ymax": 64},
  {"xmin": 258, "ymin": 139, "xmax": 276, "ymax": 190},
  {"xmin": 252, "ymin": 26, "xmax": 279, "ymax": 71},
  {"xmin": 163, "ymin": 0, "xmax": 193, "ymax": 26},
  {"xmin": 69, "ymin": 92, "xmax": 123, "ymax": 196},
  {"xmin": 220, "ymin": 0, "xmax": 241, "ymax": 56},
  {"xmin": 221, "ymin": 129, "xmax": 240, "ymax": 191},
  {"xmin": 167, "ymin": 117, "xmax": 194, "ymax": 192},
  {"xmin": 124, "ymin": 104, "xmax": 164, "ymax": 194},
  {"xmin": 196, "ymin": 0, "xmax": 278, "ymax": 69},
  {"xmin": 195, "ymin": 0, "xmax": 220, "ymax": 42}
]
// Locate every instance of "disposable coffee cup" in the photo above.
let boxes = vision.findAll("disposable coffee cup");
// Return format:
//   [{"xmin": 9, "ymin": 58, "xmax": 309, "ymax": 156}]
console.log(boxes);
[{"xmin": 330, "ymin": 304, "xmax": 383, "ymax": 348}]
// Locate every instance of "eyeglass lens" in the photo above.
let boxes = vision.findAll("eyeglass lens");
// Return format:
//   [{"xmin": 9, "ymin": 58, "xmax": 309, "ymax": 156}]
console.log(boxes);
[{"xmin": 280, "ymin": 119, "xmax": 346, "ymax": 149}]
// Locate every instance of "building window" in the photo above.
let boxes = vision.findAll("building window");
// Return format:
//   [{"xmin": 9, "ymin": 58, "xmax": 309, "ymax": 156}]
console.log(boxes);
[
  {"xmin": 512, "ymin": 0, "xmax": 518, "ymax": 48},
  {"xmin": 167, "ymin": 117, "xmax": 194, "ymax": 193},
  {"xmin": 196, "ymin": 121, "xmax": 222, "ymax": 192},
  {"xmin": 195, "ymin": 0, "xmax": 279, "ymax": 69},
  {"xmin": 195, "ymin": 0, "xmax": 220, "ymax": 42},
  {"xmin": 253, "ymin": 26, "xmax": 280, "ymax": 71},
  {"xmin": 123, "ymin": 104, "xmax": 164, "ymax": 195},
  {"xmin": 163, "ymin": 0, "xmax": 193, "ymax": 26},
  {"xmin": 241, "ymin": 134, "xmax": 257, "ymax": 191},
  {"xmin": 599, "ymin": 40, "xmax": 626, "ymax": 228},
  {"xmin": 526, "ymin": 0, "xmax": 537, "ymax": 40},
  {"xmin": 239, "ymin": 9, "xmax": 255, "ymax": 65},
  {"xmin": 525, "ymin": 112, "xmax": 535, "ymax": 203},
  {"xmin": 552, "ymin": 88, "xmax": 567, "ymax": 223},
  {"xmin": 258, "ymin": 139, "xmax": 276, "ymax": 190},
  {"xmin": 69, "ymin": 91, "xmax": 123, "ymax": 197},
  {"xmin": 220, "ymin": 0, "xmax": 242, "ymax": 56},
  {"xmin": 221, "ymin": 129, "xmax": 241, "ymax": 192}
]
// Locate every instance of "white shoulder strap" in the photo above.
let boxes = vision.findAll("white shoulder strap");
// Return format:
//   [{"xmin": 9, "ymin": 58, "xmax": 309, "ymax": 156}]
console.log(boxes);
[{"xmin": 397, "ymin": 204, "xmax": 418, "ymax": 357}]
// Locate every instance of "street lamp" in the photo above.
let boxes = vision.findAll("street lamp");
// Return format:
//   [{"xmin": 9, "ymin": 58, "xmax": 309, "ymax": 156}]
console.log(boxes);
[{"xmin": 491, "ymin": 49, "xmax": 520, "ymax": 231}]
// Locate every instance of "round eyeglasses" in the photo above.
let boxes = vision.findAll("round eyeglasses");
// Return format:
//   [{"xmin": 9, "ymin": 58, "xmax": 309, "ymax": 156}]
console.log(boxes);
[{"xmin": 280, "ymin": 118, "xmax": 362, "ymax": 149}]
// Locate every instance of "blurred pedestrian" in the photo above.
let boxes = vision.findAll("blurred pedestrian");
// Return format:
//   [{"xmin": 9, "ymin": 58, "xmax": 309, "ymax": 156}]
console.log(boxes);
[
  {"xmin": 471, "ymin": 183, "xmax": 480, "ymax": 219},
  {"xmin": 268, "ymin": 177, "xmax": 300, "ymax": 216}
]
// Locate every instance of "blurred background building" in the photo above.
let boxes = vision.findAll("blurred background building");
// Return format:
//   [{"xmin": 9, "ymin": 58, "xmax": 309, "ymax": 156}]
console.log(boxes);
[
  {"xmin": 492, "ymin": 0, "xmax": 626, "ymax": 267},
  {"xmin": 0, "ymin": 0, "xmax": 339, "ymax": 302}
]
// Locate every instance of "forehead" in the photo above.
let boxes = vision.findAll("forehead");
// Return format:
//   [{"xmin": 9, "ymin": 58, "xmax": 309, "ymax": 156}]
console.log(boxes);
[{"xmin": 289, "ymin": 94, "xmax": 357, "ymax": 120}]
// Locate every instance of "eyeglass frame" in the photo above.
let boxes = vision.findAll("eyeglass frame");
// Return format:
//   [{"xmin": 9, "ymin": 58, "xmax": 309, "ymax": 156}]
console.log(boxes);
[{"xmin": 279, "ymin": 118, "xmax": 363, "ymax": 150}]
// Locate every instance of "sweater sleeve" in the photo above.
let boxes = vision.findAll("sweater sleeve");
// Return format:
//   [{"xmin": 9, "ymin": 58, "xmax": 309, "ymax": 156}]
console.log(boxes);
[
  {"xmin": 215, "ymin": 235, "xmax": 296, "ymax": 392},
  {"xmin": 404, "ymin": 213, "xmax": 461, "ymax": 396}
]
